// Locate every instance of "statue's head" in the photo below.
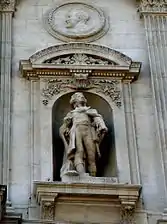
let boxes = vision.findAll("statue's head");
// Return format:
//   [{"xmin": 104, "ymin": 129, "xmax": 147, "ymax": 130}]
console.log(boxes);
[
  {"xmin": 65, "ymin": 9, "xmax": 90, "ymax": 28},
  {"xmin": 70, "ymin": 92, "xmax": 87, "ymax": 108}
]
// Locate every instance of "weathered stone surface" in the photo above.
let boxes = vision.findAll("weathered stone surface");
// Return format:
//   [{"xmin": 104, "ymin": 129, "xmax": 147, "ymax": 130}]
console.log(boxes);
[
  {"xmin": 34, "ymin": 181, "xmax": 141, "ymax": 223},
  {"xmin": 0, "ymin": 0, "xmax": 164, "ymax": 224}
]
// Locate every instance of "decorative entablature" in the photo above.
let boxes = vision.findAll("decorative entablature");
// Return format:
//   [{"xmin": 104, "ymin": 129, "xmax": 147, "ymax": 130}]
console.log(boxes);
[
  {"xmin": 20, "ymin": 43, "xmax": 141, "ymax": 107},
  {"xmin": 20, "ymin": 43, "xmax": 141, "ymax": 83},
  {"xmin": 137, "ymin": 0, "xmax": 167, "ymax": 14}
]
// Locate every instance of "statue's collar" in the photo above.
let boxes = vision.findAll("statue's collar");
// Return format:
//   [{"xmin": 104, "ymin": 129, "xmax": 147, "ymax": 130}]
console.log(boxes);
[{"xmin": 71, "ymin": 106, "xmax": 90, "ymax": 113}]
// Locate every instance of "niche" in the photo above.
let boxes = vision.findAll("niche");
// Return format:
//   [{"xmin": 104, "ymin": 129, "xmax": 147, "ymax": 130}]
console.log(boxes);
[{"xmin": 52, "ymin": 92, "xmax": 116, "ymax": 181}]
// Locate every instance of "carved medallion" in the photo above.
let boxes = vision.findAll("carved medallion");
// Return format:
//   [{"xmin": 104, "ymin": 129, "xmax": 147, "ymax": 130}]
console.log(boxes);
[{"xmin": 44, "ymin": 1, "xmax": 109, "ymax": 42}]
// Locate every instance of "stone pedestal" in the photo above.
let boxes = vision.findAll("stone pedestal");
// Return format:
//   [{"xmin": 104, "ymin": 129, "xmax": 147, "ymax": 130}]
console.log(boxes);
[
  {"xmin": 61, "ymin": 172, "xmax": 118, "ymax": 184},
  {"xmin": 34, "ymin": 181, "xmax": 141, "ymax": 223}
]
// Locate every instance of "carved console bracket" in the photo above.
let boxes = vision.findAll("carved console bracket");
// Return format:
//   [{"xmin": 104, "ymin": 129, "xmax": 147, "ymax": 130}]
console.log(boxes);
[
  {"xmin": 119, "ymin": 194, "xmax": 140, "ymax": 224},
  {"xmin": 19, "ymin": 43, "xmax": 141, "ymax": 107},
  {"xmin": 34, "ymin": 181, "xmax": 141, "ymax": 222}
]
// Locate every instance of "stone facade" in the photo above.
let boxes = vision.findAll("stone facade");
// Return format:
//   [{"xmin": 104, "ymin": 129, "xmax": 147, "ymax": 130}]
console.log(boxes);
[{"xmin": 0, "ymin": 0, "xmax": 167, "ymax": 223}]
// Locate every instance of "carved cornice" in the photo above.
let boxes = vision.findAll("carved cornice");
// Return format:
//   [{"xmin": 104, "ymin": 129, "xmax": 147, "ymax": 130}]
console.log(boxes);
[
  {"xmin": 138, "ymin": 0, "xmax": 167, "ymax": 14},
  {"xmin": 0, "ymin": 0, "xmax": 15, "ymax": 12},
  {"xmin": 19, "ymin": 43, "xmax": 141, "ymax": 83},
  {"xmin": 119, "ymin": 194, "xmax": 140, "ymax": 224},
  {"xmin": 29, "ymin": 43, "xmax": 133, "ymax": 65}
]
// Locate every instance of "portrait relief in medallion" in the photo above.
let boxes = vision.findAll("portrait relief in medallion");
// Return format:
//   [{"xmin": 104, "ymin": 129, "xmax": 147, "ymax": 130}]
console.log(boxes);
[
  {"xmin": 65, "ymin": 8, "xmax": 90, "ymax": 34},
  {"xmin": 44, "ymin": 2, "xmax": 109, "ymax": 42}
]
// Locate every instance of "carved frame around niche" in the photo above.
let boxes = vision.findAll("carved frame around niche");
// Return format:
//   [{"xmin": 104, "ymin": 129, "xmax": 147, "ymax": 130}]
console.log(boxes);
[{"xmin": 19, "ymin": 43, "xmax": 141, "ymax": 184}]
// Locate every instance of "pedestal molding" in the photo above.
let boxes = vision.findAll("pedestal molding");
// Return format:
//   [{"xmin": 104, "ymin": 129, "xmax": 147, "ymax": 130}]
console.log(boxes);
[{"xmin": 34, "ymin": 181, "xmax": 141, "ymax": 222}]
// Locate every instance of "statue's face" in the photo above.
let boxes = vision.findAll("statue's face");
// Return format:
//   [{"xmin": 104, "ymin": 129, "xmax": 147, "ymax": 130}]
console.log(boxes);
[
  {"xmin": 65, "ymin": 11, "xmax": 79, "ymax": 28},
  {"xmin": 75, "ymin": 93, "xmax": 86, "ymax": 103},
  {"xmin": 65, "ymin": 10, "xmax": 89, "ymax": 28},
  {"xmin": 71, "ymin": 92, "xmax": 86, "ymax": 107}
]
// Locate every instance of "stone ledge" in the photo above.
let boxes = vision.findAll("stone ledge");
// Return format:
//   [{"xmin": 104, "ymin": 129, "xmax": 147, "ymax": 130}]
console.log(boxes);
[
  {"xmin": 33, "ymin": 181, "xmax": 141, "ymax": 222},
  {"xmin": 157, "ymin": 221, "xmax": 167, "ymax": 224},
  {"xmin": 1, "ymin": 212, "xmax": 22, "ymax": 224},
  {"xmin": 34, "ymin": 181, "xmax": 141, "ymax": 200},
  {"xmin": 61, "ymin": 173, "xmax": 118, "ymax": 184}
]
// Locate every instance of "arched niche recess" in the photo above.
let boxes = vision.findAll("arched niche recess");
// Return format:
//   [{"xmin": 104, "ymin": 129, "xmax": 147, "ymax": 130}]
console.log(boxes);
[{"xmin": 52, "ymin": 91, "xmax": 116, "ymax": 181}]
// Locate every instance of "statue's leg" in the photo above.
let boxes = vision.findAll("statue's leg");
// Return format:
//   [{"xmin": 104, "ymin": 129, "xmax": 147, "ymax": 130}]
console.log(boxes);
[
  {"xmin": 83, "ymin": 134, "xmax": 97, "ymax": 177},
  {"xmin": 74, "ymin": 129, "xmax": 85, "ymax": 174}
]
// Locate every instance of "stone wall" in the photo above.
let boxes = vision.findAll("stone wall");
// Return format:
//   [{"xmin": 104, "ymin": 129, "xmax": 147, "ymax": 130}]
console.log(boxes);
[{"xmin": 0, "ymin": 0, "xmax": 165, "ymax": 223}]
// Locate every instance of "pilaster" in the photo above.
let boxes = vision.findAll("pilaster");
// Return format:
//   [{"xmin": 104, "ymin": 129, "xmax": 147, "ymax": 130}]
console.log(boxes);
[
  {"xmin": 138, "ymin": 0, "xmax": 167, "ymax": 205},
  {"xmin": 0, "ymin": 0, "xmax": 15, "ymax": 198}
]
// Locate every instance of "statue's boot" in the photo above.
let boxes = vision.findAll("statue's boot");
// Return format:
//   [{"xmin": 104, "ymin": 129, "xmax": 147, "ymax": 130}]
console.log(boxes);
[
  {"xmin": 76, "ymin": 163, "xmax": 85, "ymax": 174},
  {"xmin": 88, "ymin": 164, "xmax": 96, "ymax": 177},
  {"xmin": 90, "ymin": 172, "xmax": 96, "ymax": 177}
]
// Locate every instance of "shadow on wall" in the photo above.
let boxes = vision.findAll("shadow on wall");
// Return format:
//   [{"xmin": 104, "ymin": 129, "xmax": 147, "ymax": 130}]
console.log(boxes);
[{"xmin": 52, "ymin": 92, "xmax": 116, "ymax": 181}]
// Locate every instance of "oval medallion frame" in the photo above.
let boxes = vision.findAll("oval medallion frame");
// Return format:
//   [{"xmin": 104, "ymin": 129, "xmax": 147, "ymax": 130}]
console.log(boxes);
[{"xmin": 43, "ymin": 1, "xmax": 109, "ymax": 42}]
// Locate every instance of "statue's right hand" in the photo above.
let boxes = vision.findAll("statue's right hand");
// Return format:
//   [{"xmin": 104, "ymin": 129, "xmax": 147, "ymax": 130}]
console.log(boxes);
[
  {"xmin": 64, "ymin": 128, "xmax": 70, "ymax": 136},
  {"xmin": 64, "ymin": 117, "xmax": 71, "ymax": 125}
]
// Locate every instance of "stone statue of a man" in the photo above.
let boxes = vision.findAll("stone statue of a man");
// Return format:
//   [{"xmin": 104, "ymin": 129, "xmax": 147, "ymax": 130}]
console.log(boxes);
[{"xmin": 59, "ymin": 92, "xmax": 108, "ymax": 178}]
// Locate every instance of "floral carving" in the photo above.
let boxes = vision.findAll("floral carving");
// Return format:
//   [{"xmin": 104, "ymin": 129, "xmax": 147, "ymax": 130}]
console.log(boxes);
[
  {"xmin": 140, "ymin": 0, "xmax": 167, "ymax": 7},
  {"xmin": 95, "ymin": 80, "xmax": 121, "ymax": 108},
  {"xmin": 139, "ymin": 0, "xmax": 167, "ymax": 12},
  {"xmin": 42, "ymin": 78, "xmax": 121, "ymax": 107},
  {"xmin": 44, "ymin": 54, "xmax": 117, "ymax": 66},
  {"xmin": 0, "ymin": 0, "xmax": 10, "ymax": 8},
  {"xmin": 42, "ymin": 79, "xmax": 71, "ymax": 105},
  {"xmin": 120, "ymin": 206, "xmax": 135, "ymax": 224},
  {"xmin": 30, "ymin": 43, "xmax": 132, "ymax": 66},
  {"xmin": 42, "ymin": 202, "xmax": 55, "ymax": 220}
]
